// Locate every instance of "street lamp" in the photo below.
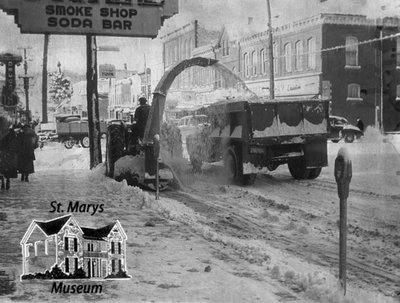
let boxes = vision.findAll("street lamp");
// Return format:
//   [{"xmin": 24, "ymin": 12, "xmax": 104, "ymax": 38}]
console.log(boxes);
[{"xmin": 18, "ymin": 46, "xmax": 33, "ymax": 123}]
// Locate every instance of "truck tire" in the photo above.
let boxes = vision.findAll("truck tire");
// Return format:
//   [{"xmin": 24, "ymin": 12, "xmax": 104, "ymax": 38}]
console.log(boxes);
[
  {"xmin": 224, "ymin": 146, "xmax": 255, "ymax": 185},
  {"xmin": 288, "ymin": 158, "xmax": 310, "ymax": 180},
  {"xmin": 224, "ymin": 146, "xmax": 240, "ymax": 183},
  {"xmin": 64, "ymin": 139, "xmax": 75, "ymax": 149},
  {"xmin": 307, "ymin": 167, "xmax": 322, "ymax": 179},
  {"xmin": 106, "ymin": 124, "xmax": 125, "ymax": 178},
  {"xmin": 243, "ymin": 173, "xmax": 256, "ymax": 185},
  {"xmin": 81, "ymin": 136, "xmax": 90, "ymax": 148}
]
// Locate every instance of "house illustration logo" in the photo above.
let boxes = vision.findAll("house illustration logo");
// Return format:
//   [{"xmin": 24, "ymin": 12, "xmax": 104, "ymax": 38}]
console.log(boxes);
[{"xmin": 20, "ymin": 214, "xmax": 130, "ymax": 281}]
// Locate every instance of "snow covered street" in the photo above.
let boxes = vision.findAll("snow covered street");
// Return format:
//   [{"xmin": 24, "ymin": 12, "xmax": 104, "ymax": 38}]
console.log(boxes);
[{"xmin": 0, "ymin": 132, "xmax": 399, "ymax": 303}]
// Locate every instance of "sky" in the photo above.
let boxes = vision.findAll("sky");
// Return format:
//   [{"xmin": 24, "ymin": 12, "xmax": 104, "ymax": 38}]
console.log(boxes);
[{"xmin": 0, "ymin": 0, "xmax": 399, "ymax": 76}]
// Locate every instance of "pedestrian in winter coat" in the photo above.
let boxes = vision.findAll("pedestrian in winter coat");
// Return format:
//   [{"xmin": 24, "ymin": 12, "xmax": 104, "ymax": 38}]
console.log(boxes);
[
  {"xmin": 134, "ymin": 97, "xmax": 151, "ymax": 140},
  {"xmin": 17, "ymin": 124, "xmax": 38, "ymax": 182},
  {"xmin": 0, "ymin": 127, "xmax": 18, "ymax": 190}
]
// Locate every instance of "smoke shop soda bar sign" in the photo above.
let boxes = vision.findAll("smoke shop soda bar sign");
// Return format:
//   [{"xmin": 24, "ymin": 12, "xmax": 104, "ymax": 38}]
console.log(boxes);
[{"xmin": 0, "ymin": 0, "xmax": 178, "ymax": 37}]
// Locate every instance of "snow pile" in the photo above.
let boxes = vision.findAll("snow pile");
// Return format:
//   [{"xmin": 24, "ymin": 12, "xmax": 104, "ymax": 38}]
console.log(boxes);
[
  {"xmin": 35, "ymin": 142, "xmax": 90, "ymax": 171},
  {"xmin": 362, "ymin": 126, "xmax": 385, "ymax": 143},
  {"xmin": 114, "ymin": 155, "xmax": 145, "ymax": 179}
]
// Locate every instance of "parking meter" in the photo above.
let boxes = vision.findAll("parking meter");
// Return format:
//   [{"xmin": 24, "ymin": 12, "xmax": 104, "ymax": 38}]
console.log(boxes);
[
  {"xmin": 334, "ymin": 147, "xmax": 352, "ymax": 199},
  {"xmin": 153, "ymin": 134, "xmax": 160, "ymax": 200},
  {"xmin": 334, "ymin": 147, "xmax": 352, "ymax": 295}
]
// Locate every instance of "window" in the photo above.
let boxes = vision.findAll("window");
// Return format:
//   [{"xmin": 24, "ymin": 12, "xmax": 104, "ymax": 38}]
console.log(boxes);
[
  {"xmin": 260, "ymin": 49, "xmax": 267, "ymax": 75},
  {"xmin": 222, "ymin": 39, "xmax": 230, "ymax": 56},
  {"xmin": 295, "ymin": 40, "xmax": 303, "ymax": 71},
  {"xmin": 347, "ymin": 83, "xmax": 362, "ymax": 101},
  {"xmin": 174, "ymin": 44, "xmax": 178, "ymax": 61},
  {"xmin": 244, "ymin": 53, "xmax": 250, "ymax": 78},
  {"xmin": 111, "ymin": 260, "xmax": 115, "ymax": 273},
  {"xmin": 65, "ymin": 257, "xmax": 69, "ymax": 273},
  {"xmin": 74, "ymin": 258, "xmax": 78, "ymax": 272},
  {"xmin": 251, "ymin": 50, "xmax": 257, "ymax": 76},
  {"xmin": 111, "ymin": 242, "xmax": 115, "ymax": 254},
  {"xmin": 345, "ymin": 36, "xmax": 359, "ymax": 67},
  {"xmin": 307, "ymin": 38, "xmax": 316, "ymax": 69},
  {"xmin": 284, "ymin": 43, "xmax": 292, "ymax": 72},
  {"xmin": 396, "ymin": 84, "xmax": 400, "ymax": 100},
  {"xmin": 74, "ymin": 238, "xmax": 78, "ymax": 252},
  {"xmin": 273, "ymin": 43, "xmax": 278, "ymax": 74},
  {"xmin": 397, "ymin": 37, "xmax": 400, "ymax": 68},
  {"xmin": 186, "ymin": 39, "xmax": 190, "ymax": 59},
  {"xmin": 64, "ymin": 237, "xmax": 68, "ymax": 251},
  {"xmin": 119, "ymin": 260, "xmax": 122, "ymax": 272},
  {"xmin": 118, "ymin": 242, "xmax": 121, "ymax": 254},
  {"xmin": 188, "ymin": 38, "xmax": 193, "ymax": 57}
]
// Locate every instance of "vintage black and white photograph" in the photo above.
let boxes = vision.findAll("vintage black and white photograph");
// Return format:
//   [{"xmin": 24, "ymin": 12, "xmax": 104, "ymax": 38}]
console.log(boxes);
[{"xmin": 0, "ymin": 0, "xmax": 399, "ymax": 302}]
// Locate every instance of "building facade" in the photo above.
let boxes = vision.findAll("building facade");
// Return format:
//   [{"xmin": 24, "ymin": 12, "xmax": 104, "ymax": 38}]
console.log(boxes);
[
  {"xmin": 107, "ymin": 70, "xmax": 141, "ymax": 121},
  {"xmin": 20, "ymin": 215, "xmax": 128, "ymax": 279},
  {"xmin": 159, "ymin": 14, "xmax": 400, "ymax": 131},
  {"xmin": 239, "ymin": 14, "xmax": 400, "ymax": 130}
]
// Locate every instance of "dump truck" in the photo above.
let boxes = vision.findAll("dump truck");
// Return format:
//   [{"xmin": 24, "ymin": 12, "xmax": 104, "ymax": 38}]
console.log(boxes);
[{"xmin": 187, "ymin": 99, "xmax": 330, "ymax": 184}]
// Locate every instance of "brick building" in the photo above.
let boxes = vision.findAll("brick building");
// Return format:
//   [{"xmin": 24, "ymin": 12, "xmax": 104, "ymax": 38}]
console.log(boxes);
[
  {"xmin": 239, "ymin": 14, "xmax": 400, "ymax": 130},
  {"xmin": 159, "ymin": 20, "xmax": 220, "ymax": 105},
  {"xmin": 160, "ymin": 14, "xmax": 400, "ymax": 131}
]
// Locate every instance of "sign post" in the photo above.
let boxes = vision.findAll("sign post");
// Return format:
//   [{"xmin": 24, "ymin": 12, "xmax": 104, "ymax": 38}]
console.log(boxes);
[
  {"xmin": 334, "ymin": 147, "xmax": 352, "ymax": 295},
  {"xmin": 0, "ymin": 53, "xmax": 22, "ymax": 115},
  {"xmin": 86, "ymin": 35, "xmax": 102, "ymax": 169}
]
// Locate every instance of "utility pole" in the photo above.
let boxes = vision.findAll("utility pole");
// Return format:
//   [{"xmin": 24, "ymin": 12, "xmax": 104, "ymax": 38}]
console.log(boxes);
[
  {"xmin": 42, "ymin": 34, "xmax": 49, "ymax": 123},
  {"xmin": 86, "ymin": 34, "xmax": 102, "ymax": 169},
  {"xmin": 144, "ymin": 53, "xmax": 148, "ymax": 99},
  {"xmin": 18, "ymin": 47, "xmax": 33, "ymax": 123},
  {"xmin": 266, "ymin": 0, "xmax": 275, "ymax": 100},
  {"xmin": 379, "ymin": 28, "xmax": 384, "ymax": 133}
]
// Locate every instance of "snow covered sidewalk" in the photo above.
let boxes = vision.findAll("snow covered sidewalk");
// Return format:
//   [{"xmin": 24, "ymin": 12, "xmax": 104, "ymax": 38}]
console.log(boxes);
[{"xmin": 0, "ymin": 168, "xmax": 293, "ymax": 303}]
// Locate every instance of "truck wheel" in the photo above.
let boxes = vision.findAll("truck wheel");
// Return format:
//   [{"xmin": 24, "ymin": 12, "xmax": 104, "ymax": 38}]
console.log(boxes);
[
  {"xmin": 64, "ymin": 139, "xmax": 74, "ymax": 149},
  {"xmin": 288, "ymin": 158, "xmax": 310, "ymax": 180},
  {"xmin": 243, "ymin": 174, "xmax": 256, "ymax": 185},
  {"xmin": 106, "ymin": 124, "xmax": 125, "ymax": 178},
  {"xmin": 344, "ymin": 133, "xmax": 355, "ymax": 143},
  {"xmin": 307, "ymin": 167, "xmax": 322, "ymax": 179},
  {"xmin": 224, "ymin": 147, "xmax": 240, "ymax": 183},
  {"xmin": 81, "ymin": 136, "xmax": 90, "ymax": 148}
]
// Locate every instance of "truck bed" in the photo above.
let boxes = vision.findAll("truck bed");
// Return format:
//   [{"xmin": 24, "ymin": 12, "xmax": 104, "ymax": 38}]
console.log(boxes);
[{"xmin": 208, "ymin": 100, "xmax": 329, "ymax": 140}]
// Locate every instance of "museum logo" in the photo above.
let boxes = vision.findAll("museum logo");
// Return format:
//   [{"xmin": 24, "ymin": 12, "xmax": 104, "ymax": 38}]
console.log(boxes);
[{"xmin": 20, "ymin": 214, "xmax": 131, "ymax": 292}]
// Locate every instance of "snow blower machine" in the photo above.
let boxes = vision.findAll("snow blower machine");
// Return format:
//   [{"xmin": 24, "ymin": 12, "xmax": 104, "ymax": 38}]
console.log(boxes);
[
  {"xmin": 105, "ymin": 119, "xmax": 176, "ymax": 191},
  {"xmin": 105, "ymin": 57, "xmax": 244, "ymax": 191}
]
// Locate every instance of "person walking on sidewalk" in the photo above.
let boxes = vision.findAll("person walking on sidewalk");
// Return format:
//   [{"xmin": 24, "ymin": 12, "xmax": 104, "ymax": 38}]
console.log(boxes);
[
  {"xmin": 17, "ymin": 124, "xmax": 39, "ymax": 182},
  {"xmin": 0, "ymin": 127, "xmax": 18, "ymax": 190}
]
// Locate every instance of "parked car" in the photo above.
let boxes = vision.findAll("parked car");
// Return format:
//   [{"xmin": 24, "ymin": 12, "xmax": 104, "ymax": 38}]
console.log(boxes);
[{"xmin": 329, "ymin": 116, "xmax": 363, "ymax": 143}]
